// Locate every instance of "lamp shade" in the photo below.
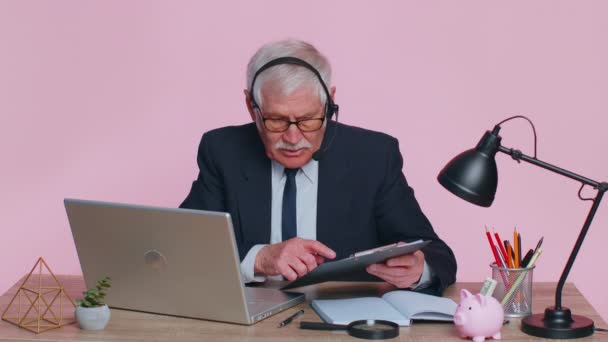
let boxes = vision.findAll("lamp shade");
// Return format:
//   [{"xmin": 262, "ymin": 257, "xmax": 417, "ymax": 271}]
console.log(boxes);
[{"xmin": 437, "ymin": 128, "xmax": 502, "ymax": 207}]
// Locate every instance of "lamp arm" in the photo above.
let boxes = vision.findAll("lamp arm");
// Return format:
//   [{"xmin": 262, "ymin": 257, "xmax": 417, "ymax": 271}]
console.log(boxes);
[
  {"xmin": 550, "ymin": 190, "xmax": 604, "ymax": 309},
  {"xmin": 497, "ymin": 146, "xmax": 600, "ymax": 188},
  {"xmin": 498, "ymin": 145, "xmax": 608, "ymax": 309}
]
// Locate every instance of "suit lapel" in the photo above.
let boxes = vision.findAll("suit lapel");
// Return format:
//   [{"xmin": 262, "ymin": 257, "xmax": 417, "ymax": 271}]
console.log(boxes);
[
  {"xmin": 316, "ymin": 123, "xmax": 352, "ymax": 247},
  {"xmin": 237, "ymin": 132, "xmax": 272, "ymax": 246}
]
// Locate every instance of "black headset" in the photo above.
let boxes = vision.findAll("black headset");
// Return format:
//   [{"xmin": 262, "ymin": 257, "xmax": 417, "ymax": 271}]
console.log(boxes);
[{"xmin": 248, "ymin": 56, "xmax": 339, "ymax": 121}]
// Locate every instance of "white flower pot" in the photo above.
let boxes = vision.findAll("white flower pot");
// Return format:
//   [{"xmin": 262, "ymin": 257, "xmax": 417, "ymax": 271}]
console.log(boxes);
[{"xmin": 75, "ymin": 304, "xmax": 111, "ymax": 330}]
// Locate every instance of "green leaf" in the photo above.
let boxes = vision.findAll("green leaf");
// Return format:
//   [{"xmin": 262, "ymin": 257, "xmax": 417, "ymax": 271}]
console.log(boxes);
[{"xmin": 78, "ymin": 276, "xmax": 111, "ymax": 307}]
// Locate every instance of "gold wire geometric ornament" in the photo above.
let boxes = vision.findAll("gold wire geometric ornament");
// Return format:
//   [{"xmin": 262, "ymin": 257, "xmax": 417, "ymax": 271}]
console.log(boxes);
[{"xmin": 1, "ymin": 257, "xmax": 76, "ymax": 333}]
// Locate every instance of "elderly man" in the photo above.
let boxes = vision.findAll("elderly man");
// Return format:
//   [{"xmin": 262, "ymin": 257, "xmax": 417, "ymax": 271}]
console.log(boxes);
[{"xmin": 181, "ymin": 39, "xmax": 456, "ymax": 295}]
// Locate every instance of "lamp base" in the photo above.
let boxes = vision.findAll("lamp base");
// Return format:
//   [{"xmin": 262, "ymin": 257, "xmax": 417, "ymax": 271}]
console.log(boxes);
[{"xmin": 521, "ymin": 306, "xmax": 594, "ymax": 339}]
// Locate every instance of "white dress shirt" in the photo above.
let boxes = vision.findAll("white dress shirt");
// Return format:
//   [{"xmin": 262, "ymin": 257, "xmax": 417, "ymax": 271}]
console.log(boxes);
[{"xmin": 240, "ymin": 159, "xmax": 433, "ymax": 288}]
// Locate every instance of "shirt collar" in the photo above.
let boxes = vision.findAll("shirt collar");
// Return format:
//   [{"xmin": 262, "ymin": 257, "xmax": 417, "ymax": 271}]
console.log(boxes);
[{"xmin": 271, "ymin": 159, "xmax": 318, "ymax": 184}]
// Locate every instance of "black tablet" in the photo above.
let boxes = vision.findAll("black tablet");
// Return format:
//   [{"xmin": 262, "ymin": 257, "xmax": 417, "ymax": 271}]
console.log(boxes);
[{"xmin": 281, "ymin": 240, "xmax": 430, "ymax": 290}]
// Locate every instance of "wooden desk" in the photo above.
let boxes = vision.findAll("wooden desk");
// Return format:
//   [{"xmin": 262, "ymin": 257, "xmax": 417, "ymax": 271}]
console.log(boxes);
[{"xmin": 0, "ymin": 275, "xmax": 606, "ymax": 341}]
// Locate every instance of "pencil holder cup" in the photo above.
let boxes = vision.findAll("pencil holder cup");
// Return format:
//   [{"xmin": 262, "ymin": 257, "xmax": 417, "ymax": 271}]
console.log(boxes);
[{"xmin": 490, "ymin": 263, "xmax": 535, "ymax": 317}]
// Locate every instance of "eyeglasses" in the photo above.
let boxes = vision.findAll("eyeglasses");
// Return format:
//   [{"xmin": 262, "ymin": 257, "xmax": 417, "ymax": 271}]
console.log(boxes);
[{"xmin": 257, "ymin": 112, "xmax": 326, "ymax": 132}]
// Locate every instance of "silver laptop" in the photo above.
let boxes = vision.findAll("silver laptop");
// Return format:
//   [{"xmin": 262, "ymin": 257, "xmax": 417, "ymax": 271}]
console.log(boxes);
[{"xmin": 64, "ymin": 198, "xmax": 304, "ymax": 325}]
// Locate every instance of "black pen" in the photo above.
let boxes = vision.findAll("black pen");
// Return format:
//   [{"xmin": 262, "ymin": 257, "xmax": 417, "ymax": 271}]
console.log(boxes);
[
  {"xmin": 521, "ymin": 248, "xmax": 534, "ymax": 267},
  {"xmin": 278, "ymin": 309, "xmax": 304, "ymax": 328},
  {"xmin": 534, "ymin": 237, "xmax": 544, "ymax": 253}
]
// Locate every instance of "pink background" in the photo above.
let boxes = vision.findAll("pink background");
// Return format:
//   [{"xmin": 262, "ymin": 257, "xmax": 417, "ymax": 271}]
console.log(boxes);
[{"xmin": 1, "ymin": 1, "xmax": 607, "ymax": 322}]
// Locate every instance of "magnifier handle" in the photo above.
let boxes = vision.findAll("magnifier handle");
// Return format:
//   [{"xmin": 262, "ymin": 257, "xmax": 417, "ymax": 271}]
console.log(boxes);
[{"xmin": 300, "ymin": 322, "xmax": 346, "ymax": 330}]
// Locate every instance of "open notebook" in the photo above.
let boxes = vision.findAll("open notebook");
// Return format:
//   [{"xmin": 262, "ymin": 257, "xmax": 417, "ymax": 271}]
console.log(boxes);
[{"xmin": 311, "ymin": 291, "xmax": 457, "ymax": 327}]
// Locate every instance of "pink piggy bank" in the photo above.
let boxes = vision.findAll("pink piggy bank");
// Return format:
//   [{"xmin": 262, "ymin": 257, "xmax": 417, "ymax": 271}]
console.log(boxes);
[{"xmin": 454, "ymin": 289, "xmax": 504, "ymax": 342}]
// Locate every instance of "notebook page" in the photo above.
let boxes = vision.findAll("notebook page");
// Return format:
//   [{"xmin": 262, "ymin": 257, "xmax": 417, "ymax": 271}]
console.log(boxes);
[
  {"xmin": 311, "ymin": 297, "xmax": 410, "ymax": 326},
  {"xmin": 382, "ymin": 291, "xmax": 457, "ymax": 322}
]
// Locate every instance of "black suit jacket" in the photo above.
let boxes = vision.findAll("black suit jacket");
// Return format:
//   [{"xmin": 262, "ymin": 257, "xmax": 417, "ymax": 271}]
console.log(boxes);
[{"xmin": 181, "ymin": 121, "xmax": 457, "ymax": 295}]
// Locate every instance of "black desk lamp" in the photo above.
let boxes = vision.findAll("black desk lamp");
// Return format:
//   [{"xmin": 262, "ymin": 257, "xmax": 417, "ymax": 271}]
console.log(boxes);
[{"xmin": 437, "ymin": 115, "xmax": 607, "ymax": 339}]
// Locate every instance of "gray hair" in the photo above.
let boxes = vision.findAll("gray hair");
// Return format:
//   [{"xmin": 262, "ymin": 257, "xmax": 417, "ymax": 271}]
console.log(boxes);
[{"xmin": 246, "ymin": 39, "xmax": 332, "ymax": 110}]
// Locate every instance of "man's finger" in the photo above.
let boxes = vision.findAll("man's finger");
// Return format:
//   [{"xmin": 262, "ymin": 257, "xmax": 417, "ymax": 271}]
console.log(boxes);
[
  {"xmin": 367, "ymin": 266, "xmax": 417, "ymax": 288},
  {"xmin": 288, "ymin": 257, "xmax": 309, "ymax": 277},
  {"xmin": 387, "ymin": 250, "xmax": 423, "ymax": 267},
  {"xmin": 314, "ymin": 255, "xmax": 325, "ymax": 264},
  {"xmin": 299, "ymin": 253, "xmax": 318, "ymax": 272},
  {"xmin": 278, "ymin": 262, "xmax": 298, "ymax": 281},
  {"xmin": 303, "ymin": 240, "xmax": 336, "ymax": 259},
  {"xmin": 366, "ymin": 266, "xmax": 399, "ymax": 283},
  {"xmin": 367, "ymin": 263, "xmax": 409, "ymax": 277},
  {"xmin": 386, "ymin": 255, "xmax": 416, "ymax": 267}
]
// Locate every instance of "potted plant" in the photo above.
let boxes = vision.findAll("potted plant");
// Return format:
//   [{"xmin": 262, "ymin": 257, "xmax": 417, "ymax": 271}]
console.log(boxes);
[{"xmin": 75, "ymin": 276, "xmax": 111, "ymax": 330}]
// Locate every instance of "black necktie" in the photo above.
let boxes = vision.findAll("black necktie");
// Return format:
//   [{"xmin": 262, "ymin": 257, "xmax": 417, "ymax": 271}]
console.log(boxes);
[{"xmin": 282, "ymin": 168, "xmax": 298, "ymax": 241}]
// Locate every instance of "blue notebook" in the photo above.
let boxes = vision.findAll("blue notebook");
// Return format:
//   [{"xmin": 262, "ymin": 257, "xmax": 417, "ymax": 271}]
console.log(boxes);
[{"xmin": 311, "ymin": 291, "xmax": 457, "ymax": 326}]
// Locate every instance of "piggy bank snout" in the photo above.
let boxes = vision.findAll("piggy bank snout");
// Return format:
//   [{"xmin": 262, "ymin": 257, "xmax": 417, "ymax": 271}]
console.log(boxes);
[{"xmin": 453, "ymin": 311, "xmax": 466, "ymax": 325}]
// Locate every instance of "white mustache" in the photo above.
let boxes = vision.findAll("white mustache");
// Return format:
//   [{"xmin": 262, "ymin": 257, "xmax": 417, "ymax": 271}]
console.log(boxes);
[{"xmin": 274, "ymin": 139, "xmax": 312, "ymax": 151}]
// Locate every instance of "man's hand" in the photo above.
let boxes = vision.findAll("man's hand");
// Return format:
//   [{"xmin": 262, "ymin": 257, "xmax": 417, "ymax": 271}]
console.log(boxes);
[
  {"xmin": 366, "ymin": 248, "xmax": 425, "ymax": 289},
  {"xmin": 254, "ymin": 238, "xmax": 336, "ymax": 281}
]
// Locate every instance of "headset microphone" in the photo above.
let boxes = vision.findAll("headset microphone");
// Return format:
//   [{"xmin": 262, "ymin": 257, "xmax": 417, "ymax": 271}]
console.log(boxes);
[{"xmin": 249, "ymin": 56, "xmax": 339, "ymax": 162}]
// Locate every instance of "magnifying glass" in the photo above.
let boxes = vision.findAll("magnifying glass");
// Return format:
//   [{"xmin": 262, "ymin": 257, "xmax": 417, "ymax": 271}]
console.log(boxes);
[{"xmin": 300, "ymin": 319, "xmax": 399, "ymax": 340}]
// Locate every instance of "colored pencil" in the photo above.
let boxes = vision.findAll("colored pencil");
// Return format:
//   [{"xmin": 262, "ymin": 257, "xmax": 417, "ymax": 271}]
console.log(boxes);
[
  {"xmin": 505, "ymin": 241, "xmax": 514, "ymax": 268},
  {"xmin": 493, "ymin": 229, "xmax": 509, "ymax": 263},
  {"xmin": 485, "ymin": 227, "xmax": 502, "ymax": 267}
]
